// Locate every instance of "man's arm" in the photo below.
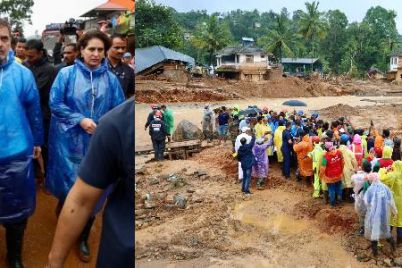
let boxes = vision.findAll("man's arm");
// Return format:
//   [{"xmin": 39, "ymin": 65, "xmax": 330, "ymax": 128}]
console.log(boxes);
[{"xmin": 47, "ymin": 178, "xmax": 103, "ymax": 267}]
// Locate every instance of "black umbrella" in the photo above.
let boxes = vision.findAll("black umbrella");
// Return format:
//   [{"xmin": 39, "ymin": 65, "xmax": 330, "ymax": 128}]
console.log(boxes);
[
  {"xmin": 282, "ymin": 100, "xmax": 307, "ymax": 107},
  {"xmin": 239, "ymin": 107, "xmax": 261, "ymax": 117}
]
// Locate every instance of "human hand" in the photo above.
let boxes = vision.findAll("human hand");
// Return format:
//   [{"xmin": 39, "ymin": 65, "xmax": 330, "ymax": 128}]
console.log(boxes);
[
  {"xmin": 33, "ymin": 146, "xmax": 41, "ymax": 159},
  {"xmin": 80, "ymin": 118, "xmax": 97, "ymax": 134}
]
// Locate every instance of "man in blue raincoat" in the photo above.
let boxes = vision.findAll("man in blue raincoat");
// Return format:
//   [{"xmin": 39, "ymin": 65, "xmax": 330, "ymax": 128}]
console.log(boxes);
[{"xmin": 0, "ymin": 18, "xmax": 44, "ymax": 268}]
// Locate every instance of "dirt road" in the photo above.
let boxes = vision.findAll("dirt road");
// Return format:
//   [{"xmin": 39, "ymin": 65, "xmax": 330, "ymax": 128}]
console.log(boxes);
[{"xmin": 0, "ymin": 189, "xmax": 101, "ymax": 267}]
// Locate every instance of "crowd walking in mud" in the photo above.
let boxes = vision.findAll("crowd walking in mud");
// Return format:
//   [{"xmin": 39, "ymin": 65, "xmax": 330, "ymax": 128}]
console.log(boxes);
[
  {"xmin": 0, "ymin": 17, "xmax": 134, "ymax": 267},
  {"xmin": 145, "ymin": 101, "xmax": 402, "ymax": 258}
]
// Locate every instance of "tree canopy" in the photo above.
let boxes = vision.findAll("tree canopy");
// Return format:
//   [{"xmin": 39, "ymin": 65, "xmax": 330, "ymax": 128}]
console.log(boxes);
[{"xmin": 136, "ymin": 0, "xmax": 401, "ymax": 76}]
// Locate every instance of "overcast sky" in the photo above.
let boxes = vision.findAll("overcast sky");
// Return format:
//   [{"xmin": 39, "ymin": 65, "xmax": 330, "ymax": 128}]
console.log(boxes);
[
  {"xmin": 23, "ymin": 0, "xmax": 105, "ymax": 37},
  {"xmin": 153, "ymin": 0, "xmax": 402, "ymax": 33}
]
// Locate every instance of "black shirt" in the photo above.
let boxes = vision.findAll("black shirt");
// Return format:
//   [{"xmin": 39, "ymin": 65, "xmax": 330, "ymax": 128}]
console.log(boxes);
[
  {"xmin": 78, "ymin": 99, "xmax": 134, "ymax": 268},
  {"xmin": 107, "ymin": 59, "xmax": 135, "ymax": 99}
]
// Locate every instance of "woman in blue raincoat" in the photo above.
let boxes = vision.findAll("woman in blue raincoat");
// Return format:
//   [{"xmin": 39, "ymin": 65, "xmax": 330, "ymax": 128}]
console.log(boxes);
[{"xmin": 46, "ymin": 30, "xmax": 124, "ymax": 262}]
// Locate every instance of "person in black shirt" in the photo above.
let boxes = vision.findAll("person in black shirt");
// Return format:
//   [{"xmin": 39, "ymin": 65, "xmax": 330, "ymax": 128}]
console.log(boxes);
[
  {"xmin": 47, "ymin": 99, "xmax": 134, "ymax": 268},
  {"xmin": 149, "ymin": 110, "xmax": 168, "ymax": 161},
  {"xmin": 55, "ymin": 43, "xmax": 78, "ymax": 73},
  {"xmin": 107, "ymin": 33, "xmax": 134, "ymax": 99}
]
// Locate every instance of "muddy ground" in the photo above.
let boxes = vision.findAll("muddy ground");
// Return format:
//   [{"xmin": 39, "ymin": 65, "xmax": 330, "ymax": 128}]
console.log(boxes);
[
  {"xmin": 135, "ymin": 145, "xmax": 402, "ymax": 267},
  {"xmin": 0, "ymin": 189, "xmax": 101, "ymax": 267},
  {"xmin": 135, "ymin": 77, "xmax": 402, "ymax": 104},
  {"xmin": 135, "ymin": 94, "xmax": 402, "ymax": 267}
]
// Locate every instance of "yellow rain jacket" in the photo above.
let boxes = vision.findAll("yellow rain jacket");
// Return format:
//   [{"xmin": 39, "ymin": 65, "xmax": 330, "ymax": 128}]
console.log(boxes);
[
  {"xmin": 256, "ymin": 122, "xmax": 273, "ymax": 156},
  {"xmin": 274, "ymin": 125, "xmax": 286, "ymax": 162},
  {"xmin": 379, "ymin": 160, "xmax": 402, "ymax": 227},
  {"xmin": 309, "ymin": 143, "xmax": 325, "ymax": 197},
  {"xmin": 361, "ymin": 135, "xmax": 368, "ymax": 158},
  {"xmin": 339, "ymin": 144, "xmax": 357, "ymax": 188}
]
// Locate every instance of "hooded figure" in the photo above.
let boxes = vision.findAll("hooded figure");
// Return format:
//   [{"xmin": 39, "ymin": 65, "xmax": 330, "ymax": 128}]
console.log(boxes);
[
  {"xmin": 392, "ymin": 137, "xmax": 401, "ymax": 161},
  {"xmin": 0, "ymin": 50, "xmax": 44, "ymax": 223},
  {"xmin": 375, "ymin": 146, "xmax": 394, "ymax": 170},
  {"xmin": 351, "ymin": 134, "xmax": 364, "ymax": 167},
  {"xmin": 293, "ymin": 133, "xmax": 314, "ymax": 177},
  {"xmin": 364, "ymin": 172, "xmax": 397, "ymax": 244},
  {"xmin": 274, "ymin": 122, "xmax": 286, "ymax": 162},
  {"xmin": 379, "ymin": 161, "xmax": 402, "ymax": 243},
  {"xmin": 309, "ymin": 136, "xmax": 325, "ymax": 198},
  {"xmin": 235, "ymin": 127, "xmax": 252, "ymax": 181},
  {"xmin": 46, "ymin": 59, "xmax": 125, "ymax": 202},
  {"xmin": 253, "ymin": 136, "xmax": 273, "ymax": 188},
  {"xmin": 339, "ymin": 138, "xmax": 357, "ymax": 191}
]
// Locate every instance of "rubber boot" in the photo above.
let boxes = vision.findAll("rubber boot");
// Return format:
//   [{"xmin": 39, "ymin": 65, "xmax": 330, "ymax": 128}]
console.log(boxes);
[
  {"xmin": 387, "ymin": 237, "xmax": 396, "ymax": 252},
  {"xmin": 371, "ymin": 241, "xmax": 378, "ymax": 257},
  {"xmin": 5, "ymin": 221, "xmax": 27, "ymax": 268},
  {"xmin": 78, "ymin": 216, "xmax": 95, "ymax": 263},
  {"xmin": 323, "ymin": 191, "xmax": 329, "ymax": 204}
]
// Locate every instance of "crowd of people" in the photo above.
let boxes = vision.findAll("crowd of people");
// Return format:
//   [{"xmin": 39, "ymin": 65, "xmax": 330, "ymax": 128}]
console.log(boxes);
[
  {"xmin": 0, "ymin": 17, "xmax": 134, "ymax": 267},
  {"xmin": 199, "ymin": 103, "xmax": 402, "ymax": 257}
]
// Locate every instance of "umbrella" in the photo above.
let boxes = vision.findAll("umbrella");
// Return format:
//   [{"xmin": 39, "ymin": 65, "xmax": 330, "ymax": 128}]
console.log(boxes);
[
  {"xmin": 282, "ymin": 100, "xmax": 307, "ymax": 107},
  {"xmin": 239, "ymin": 107, "xmax": 261, "ymax": 117}
]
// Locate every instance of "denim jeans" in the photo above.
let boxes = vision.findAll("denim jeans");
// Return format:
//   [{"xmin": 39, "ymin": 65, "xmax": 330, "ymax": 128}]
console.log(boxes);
[
  {"xmin": 242, "ymin": 168, "xmax": 252, "ymax": 192},
  {"xmin": 327, "ymin": 180, "xmax": 343, "ymax": 206}
]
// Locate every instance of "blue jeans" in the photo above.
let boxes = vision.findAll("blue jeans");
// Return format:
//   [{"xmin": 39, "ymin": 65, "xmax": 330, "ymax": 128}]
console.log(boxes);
[
  {"xmin": 327, "ymin": 181, "xmax": 343, "ymax": 206},
  {"xmin": 242, "ymin": 168, "xmax": 252, "ymax": 192},
  {"xmin": 218, "ymin": 125, "xmax": 228, "ymax": 136}
]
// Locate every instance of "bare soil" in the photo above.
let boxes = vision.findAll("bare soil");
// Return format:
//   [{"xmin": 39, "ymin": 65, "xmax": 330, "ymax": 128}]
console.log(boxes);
[
  {"xmin": 135, "ymin": 77, "xmax": 402, "ymax": 104},
  {"xmin": 0, "ymin": 189, "xmax": 101, "ymax": 267}
]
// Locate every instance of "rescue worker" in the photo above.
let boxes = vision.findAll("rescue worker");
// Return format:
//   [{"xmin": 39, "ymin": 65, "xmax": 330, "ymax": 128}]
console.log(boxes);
[
  {"xmin": 293, "ymin": 130, "xmax": 314, "ymax": 184},
  {"xmin": 339, "ymin": 134, "xmax": 358, "ymax": 203},
  {"xmin": 274, "ymin": 120, "xmax": 286, "ymax": 163},
  {"xmin": 149, "ymin": 111, "xmax": 168, "ymax": 161}
]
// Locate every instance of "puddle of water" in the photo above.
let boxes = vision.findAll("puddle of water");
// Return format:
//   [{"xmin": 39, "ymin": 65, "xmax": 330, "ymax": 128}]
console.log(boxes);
[{"xmin": 234, "ymin": 203, "xmax": 308, "ymax": 235}]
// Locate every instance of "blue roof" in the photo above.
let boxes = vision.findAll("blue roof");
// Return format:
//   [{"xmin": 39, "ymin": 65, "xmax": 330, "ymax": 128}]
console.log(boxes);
[
  {"xmin": 281, "ymin": 58, "xmax": 320, "ymax": 64},
  {"xmin": 135, "ymin": 46, "xmax": 195, "ymax": 74}
]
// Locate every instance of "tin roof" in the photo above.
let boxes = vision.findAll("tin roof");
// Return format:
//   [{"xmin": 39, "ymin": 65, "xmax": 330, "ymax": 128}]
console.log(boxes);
[
  {"xmin": 135, "ymin": 46, "xmax": 195, "ymax": 74},
  {"xmin": 281, "ymin": 58, "xmax": 320, "ymax": 64}
]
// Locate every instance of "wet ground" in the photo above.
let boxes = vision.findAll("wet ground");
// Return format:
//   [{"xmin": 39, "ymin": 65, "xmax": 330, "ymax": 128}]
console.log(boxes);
[{"xmin": 0, "ymin": 188, "xmax": 101, "ymax": 267}]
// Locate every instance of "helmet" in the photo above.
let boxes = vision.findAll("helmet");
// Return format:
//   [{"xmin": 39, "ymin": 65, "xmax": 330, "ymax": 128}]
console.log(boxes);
[
  {"xmin": 155, "ymin": 111, "xmax": 162, "ymax": 118},
  {"xmin": 340, "ymin": 134, "xmax": 349, "ymax": 143}
]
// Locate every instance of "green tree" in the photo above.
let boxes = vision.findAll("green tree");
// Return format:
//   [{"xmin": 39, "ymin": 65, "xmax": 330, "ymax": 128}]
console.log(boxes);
[
  {"xmin": 0, "ymin": 0, "xmax": 34, "ymax": 34},
  {"xmin": 135, "ymin": 0, "xmax": 183, "ymax": 50},
  {"xmin": 321, "ymin": 10, "xmax": 348, "ymax": 74},
  {"xmin": 298, "ymin": 1, "xmax": 327, "ymax": 57},
  {"xmin": 190, "ymin": 15, "xmax": 232, "ymax": 65},
  {"xmin": 257, "ymin": 8, "xmax": 297, "ymax": 62}
]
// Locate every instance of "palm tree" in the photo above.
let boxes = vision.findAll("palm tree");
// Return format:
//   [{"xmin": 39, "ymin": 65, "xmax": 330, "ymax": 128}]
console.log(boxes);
[
  {"xmin": 190, "ymin": 16, "xmax": 232, "ymax": 65},
  {"xmin": 298, "ymin": 1, "xmax": 327, "ymax": 57},
  {"xmin": 257, "ymin": 9, "xmax": 297, "ymax": 62}
]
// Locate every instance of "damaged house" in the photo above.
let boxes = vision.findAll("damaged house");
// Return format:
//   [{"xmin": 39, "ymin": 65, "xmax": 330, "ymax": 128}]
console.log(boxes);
[
  {"xmin": 135, "ymin": 45, "xmax": 195, "ymax": 82},
  {"xmin": 387, "ymin": 50, "xmax": 402, "ymax": 82},
  {"xmin": 215, "ymin": 38, "xmax": 271, "ymax": 81}
]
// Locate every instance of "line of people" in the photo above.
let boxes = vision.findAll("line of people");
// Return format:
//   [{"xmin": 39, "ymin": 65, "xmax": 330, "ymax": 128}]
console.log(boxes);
[{"xmin": 0, "ymin": 17, "xmax": 134, "ymax": 267}]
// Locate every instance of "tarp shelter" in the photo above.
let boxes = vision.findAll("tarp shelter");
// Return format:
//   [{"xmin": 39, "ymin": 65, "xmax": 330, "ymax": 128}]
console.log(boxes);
[{"xmin": 135, "ymin": 46, "xmax": 195, "ymax": 75}]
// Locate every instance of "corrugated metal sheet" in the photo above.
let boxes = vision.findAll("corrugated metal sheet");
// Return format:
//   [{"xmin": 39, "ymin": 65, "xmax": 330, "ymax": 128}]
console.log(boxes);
[
  {"xmin": 217, "ymin": 46, "xmax": 265, "ymax": 56},
  {"xmin": 281, "ymin": 58, "xmax": 320, "ymax": 64},
  {"xmin": 135, "ymin": 46, "xmax": 195, "ymax": 74}
]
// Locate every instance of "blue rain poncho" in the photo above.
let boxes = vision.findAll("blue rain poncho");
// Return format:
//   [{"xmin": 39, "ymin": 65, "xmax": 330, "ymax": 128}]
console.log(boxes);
[
  {"xmin": 364, "ymin": 174, "xmax": 397, "ymax": 241},
  {"xmin": 45, "ymin": 59, "xmax": 124, "ymax": 201},
  {"xmin": 0, "ymin": 50, "xmax": 44, "ymax": 224}
]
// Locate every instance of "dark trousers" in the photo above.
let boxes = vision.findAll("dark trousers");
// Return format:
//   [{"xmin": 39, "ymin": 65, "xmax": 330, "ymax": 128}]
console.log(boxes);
[
  {"xmin": 390, "ymin": 226, "xmax": 402, "ymax": 239},
  {"xmin": 152, "ymin": 139, "xmax": 166, "ymax": 160},
  {"xmin": 3, "ymin": 219, "xmax": 28, "ymax": 261},
  {"xmin": 327, "ymin": 181, "xmax": 343, "ymax": 206},
  {"xmin": 282, "ymin": 149, "xmax": 291, "ymax": 177},
  {"xmin": 241, "ymin": 167, "xmax": 252, "ymax": 192}
]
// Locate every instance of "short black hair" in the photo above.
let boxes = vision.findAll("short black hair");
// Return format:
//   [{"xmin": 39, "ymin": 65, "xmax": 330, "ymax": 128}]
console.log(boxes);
[
  {"xmin": 362, "ymin": 160, "xmax": 372, "ymax": 173},
  {"xmin": 77, "ymin": 30, "xmax": 111, "ymax": 52},
  {"xmin": 240, "ymin": 137, "xmax": 247, "ymax": 145},
  {"xmin": 64, "ymin": 43, "xmax": 77, "ymax": 52},
  {"xmin": 286, "ymin": 121, "xmax": 292, "ymax": 128},
  {"xmin": 161, "ymin": 104, "xmax": 166, "ymax": 109},
  {"xmin": 17, "ymin": 37, "xmax": 26, "ymax": 43},
  {"xmin": 26, "ymin": 39, "xmax": 44, "ymax": 51},
  {"xmin": 110, "ymin": 32, "xmax": 127, "ymax": 42},
  {"xmin": 383, "ymin": 129, "xmax": 390, "ymax": 138}
]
